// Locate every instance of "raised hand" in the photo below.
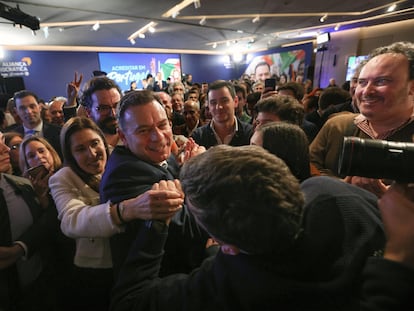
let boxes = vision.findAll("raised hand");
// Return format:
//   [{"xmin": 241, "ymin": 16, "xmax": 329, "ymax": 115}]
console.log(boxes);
[{"xmin": 66, "ymin": 71, "xmax": 83, "ymax": 106}]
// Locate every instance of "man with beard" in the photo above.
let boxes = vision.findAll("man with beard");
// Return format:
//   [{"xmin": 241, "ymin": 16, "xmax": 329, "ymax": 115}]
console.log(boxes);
[{"xmin": 81, "ymin": 76, "xmax": 123, "ymax": 148}]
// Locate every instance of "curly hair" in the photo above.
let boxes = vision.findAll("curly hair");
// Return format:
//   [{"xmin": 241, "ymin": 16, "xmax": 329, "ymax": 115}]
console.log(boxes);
[{"xmin": 180, "ymin": 145, "xmax": 304, "ymax": 255}]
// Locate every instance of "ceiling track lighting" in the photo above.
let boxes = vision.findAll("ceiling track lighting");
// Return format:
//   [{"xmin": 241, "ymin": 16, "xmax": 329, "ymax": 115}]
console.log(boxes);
[
  {"xmin": 387, "ymin": 3, "xmax": 397, "ymax": 12},
  {"xmin": 252, "ymin": 16, "xmax": 260, "ymax": 23},
  {"xmin": 334, "ymin": 23, "xmax": 340, "ymax": 31},
  {"xmin": 207, "ymin": 36, "xmax": 256, "ymax": 49},
  {"xmin": 172, "ymin": 10, "xmax": 180, "ymax": 18},
  {"xmin": 129, "ymin": 38, "xmax": 136, "ymax": 45},
  {"xmin": 319, "ymin": 14, "xmax": 328, "ymax": 23},
  {"xmin": 162, "ymin": 0, "xmax": 201, "ymax": 18},
  {"xmin": 199, "ymin": 16, "xmax": 206, "ymax": 25},
  {"xmin": 127, "ymin": 21, "xmax": 157, "ymax": 43}
]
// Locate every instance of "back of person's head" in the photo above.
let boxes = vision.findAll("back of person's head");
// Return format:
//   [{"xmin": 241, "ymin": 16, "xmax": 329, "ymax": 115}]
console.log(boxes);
[
  {"xmin": 255, "ymin": 95, "xmax": 304, "ymax": 126},
  {"xmin": 277, "ymin": 82, "xmax": 305, "ymax": 101},
  {"xmin": 318, "ymin": 87, "xmax": 351, "ymax": 111},
  {"xmin": 258, "ymin": 122, "xmax": 310, "ymax": 182},
  {"xmin": 303, "ymin": 95, "xmax": 319, "ymax": 113},
  {"xmin": 81, "ymin": 77, "xmax": 122, "ymax": 109},
  {"xmin": 233, "ymin": 83, "xmax": 247, "ymax": 100},
  {"xmin": 208, "ymin": 80, "xmax": 236, "ymax": 99},
  {"xmin": 369, "ymin": 41, "xmax": 414, "ymax": 79},
  {"xmin": 180, "ymin": 144, "xmax": 304, "ymax": 255},
  {"xmin": 247, "ymin": 92, "xmax": 262, "ymax": 107}
]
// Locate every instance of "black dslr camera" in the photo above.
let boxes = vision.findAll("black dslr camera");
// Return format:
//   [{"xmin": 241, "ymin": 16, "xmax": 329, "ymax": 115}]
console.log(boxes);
[{"xmin": 338, "ymin": 137, "xmax": 414, "ymax": 182}]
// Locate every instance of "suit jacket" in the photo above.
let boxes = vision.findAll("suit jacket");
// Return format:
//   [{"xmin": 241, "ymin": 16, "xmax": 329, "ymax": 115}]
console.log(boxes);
[
  {"xmin": 5, "ymin": 122, "xmax": 62, "ymax": 159},
  {"xmin": 0, "ymin": 174, "xmax": 57, "ymax": 310},
  {"xmin": 100, "ymin": 146, "xmax": 208, "ymax": 278},
  {"xmin": 191, "ymin": 118, "xmax": 253, "ymax": 149}
]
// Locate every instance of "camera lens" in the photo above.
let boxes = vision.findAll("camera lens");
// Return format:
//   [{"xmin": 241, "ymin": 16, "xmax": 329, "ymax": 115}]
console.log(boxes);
[{"xmin": 338, "ymin": 137, "xmax": 414, "ymax": 182}]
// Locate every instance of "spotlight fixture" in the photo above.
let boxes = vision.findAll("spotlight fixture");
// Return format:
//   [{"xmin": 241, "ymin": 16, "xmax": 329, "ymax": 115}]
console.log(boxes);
[
  {"xmin": 387, "ymin": 3, "xmax": 396, "ymax": 12},
  {"xmin": 319, "ymin": 14, "xmax": 327, "ymax": 23},
  {"xmin": 199, "ymin": 16, "xmax": 206, "ymax": 25},
  {"xmin": 172, "ymin": 10, "xmax": 180, "ymax": 18},
  {"xmin": 252, "ymin": 16, "xmax": 260, "ymax": 23},
  {"xmin": 162, "ymin": 0, "xmax": 201, "ymax": 18},
  {"xmin": 334, "ymin": 23, "xmax": 340, "ymax": 31},
  {"xmin": 127, "ymin": 21, "xmax": 157, "ymax": 43},
  {"xmin": 212, "ymin": 42, "xmax": 217, "ymax": 48},
  {"xmin": 92, "ymin": 21, "xmax": 100, "ymax": 31},
  {"xmin": 129, "ymin": 38, "xmax": 136, "ymax": 45},
  {"xmin": 42, "ymin": 26, "xmax": 49, "ymax": 38}
]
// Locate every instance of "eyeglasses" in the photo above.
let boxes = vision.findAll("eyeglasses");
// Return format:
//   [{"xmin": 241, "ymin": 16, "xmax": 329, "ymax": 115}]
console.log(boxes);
[
  {"xmin": 10, "ymin": 143, "xmax": 20, "ymax": 150},
  {"xmin": 95, "ymin": 104, "xmax": 117, "ymax": 113}
]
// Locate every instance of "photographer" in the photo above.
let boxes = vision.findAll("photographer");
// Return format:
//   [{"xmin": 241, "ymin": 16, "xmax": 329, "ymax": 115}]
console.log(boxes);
[{"xmin": 310, "ymin": 41, "xmax": 414, "ymax": 197}]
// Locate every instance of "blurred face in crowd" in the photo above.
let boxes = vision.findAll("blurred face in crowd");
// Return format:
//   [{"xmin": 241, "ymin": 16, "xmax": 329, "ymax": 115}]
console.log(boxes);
[
  {"xmin": 70, "ymin": 128, "xmax": 107, "ymax": 175},
  {"xmin": 157, "ymin": 92, "xmax": 173, "ymax": 113},
  {"xmin": 120, "ymin": 101, "xmax": 173, "ymax": 164},
  {"xmin": 255, "ymin": 112, "xmax": 280, "ymax": 128},
  {"xmin": 49, "ymin": 100, "xmax": 65, "ymax": 126},
  {"xmin": 0, "ymin": 132, "xmax": 11, "ymax": 173},
  {"xmin": 355, "ymin": 53, "xmax": 414, "ymax": 124},
  {"xmin": 7, "ymin": 135, "xmax": 23, "ymax": 173},
  {"xmin": 249, "ymin": 130, "xmax": 263, "ymax": 147},
  {"xmin": 236, "ymin": 91, "xmax": 247, "ymax": 116},
  {"xmin": 23, "ymin": 140, "xmax": 54, "ymax": 171},
  {"xmin": 208, "ymin": 86, "xmax": 238, "ymax": 124},
  {"xmin": 255, "ymin": 64, "xmax": 271, "ymax": 82},
  {"xmin": 15, "ymin": 95, "xmax": 42, "ymax": 128},
  {"xmin": 187, "ymin": 92, "xmax": 199, "ymax": 102},
  {"xmin": 88, "ymin": 88, "xmax": 121, "ymax": 135},
  {"xmin": 171, "ymin": 93, "xmax": 184, "ymax": 113},
  {"xmin": 183, "ymin": 101, "xmax": 200, "ymax": 129}
]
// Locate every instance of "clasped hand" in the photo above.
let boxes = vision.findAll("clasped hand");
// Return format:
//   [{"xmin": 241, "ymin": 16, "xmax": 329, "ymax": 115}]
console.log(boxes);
[{"xmin": 125, "ymin": 179, "xmax": 184, "ymax": 225}]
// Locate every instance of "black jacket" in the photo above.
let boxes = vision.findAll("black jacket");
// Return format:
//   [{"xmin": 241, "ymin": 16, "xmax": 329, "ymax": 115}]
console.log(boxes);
[{"xmin": 191, "ymin": 118, "xmax": 253, "ymax": 149}]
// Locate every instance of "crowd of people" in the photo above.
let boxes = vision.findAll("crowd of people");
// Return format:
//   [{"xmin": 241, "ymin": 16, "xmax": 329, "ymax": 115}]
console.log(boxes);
[{"xmin": 0, "ymin": 40, "xmax": 413, "ymax": 311}]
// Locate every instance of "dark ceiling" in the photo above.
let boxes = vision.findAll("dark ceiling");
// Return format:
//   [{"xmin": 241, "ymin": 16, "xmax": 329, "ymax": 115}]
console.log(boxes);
[{"xmin": 1, "ymin": 0, "xmax": 413, "ymax": 54}]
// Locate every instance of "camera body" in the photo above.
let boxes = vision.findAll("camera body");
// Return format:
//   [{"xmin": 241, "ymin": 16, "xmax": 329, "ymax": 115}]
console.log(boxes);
[{"xmin": 338, "ymin": 137, "xmax": 414, "ymax": 182}]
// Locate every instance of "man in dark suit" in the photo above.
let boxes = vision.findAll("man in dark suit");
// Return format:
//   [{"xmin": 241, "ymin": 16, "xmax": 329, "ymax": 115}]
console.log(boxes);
[
  {"xmin": 191, "ymin": 80, "xmax": 253, "ymax": 149},
  {"xmin": 100, "ymin": 90, "xmax": 208, "ymax": 278},
  {"xmin": 5, "ymin": 90, "xmax": 62, "ymax": 158},
  {"xmin": 0, "ymin": 131, "xmax": 57, "ymax": 310}
]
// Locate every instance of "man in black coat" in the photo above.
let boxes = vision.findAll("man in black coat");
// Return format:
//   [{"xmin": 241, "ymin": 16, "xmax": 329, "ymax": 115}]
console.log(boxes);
[
  {"xmin": 100, "ymin": 90, "xmax": 208, "ymax": 278},
  {"xmin": 192, "ymin": 80, "xmax": 253, "ymax": 149},
  {"xmin": 5, "ymin": 90, "xmax": 62, "ymax": 158}
]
